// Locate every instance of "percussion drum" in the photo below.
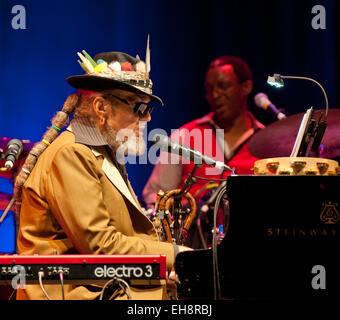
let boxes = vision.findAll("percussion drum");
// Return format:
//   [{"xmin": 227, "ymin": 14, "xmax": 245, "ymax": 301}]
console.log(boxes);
[{"xmin": 253, "ymin": 157, "xmax": 340, "ymax": 176}]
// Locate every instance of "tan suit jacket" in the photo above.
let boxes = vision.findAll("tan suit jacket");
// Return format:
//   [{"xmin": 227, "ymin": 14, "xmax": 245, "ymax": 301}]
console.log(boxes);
[{"xmin": 16, "ymin": 130, "xmax": 174, "ymax": 300}]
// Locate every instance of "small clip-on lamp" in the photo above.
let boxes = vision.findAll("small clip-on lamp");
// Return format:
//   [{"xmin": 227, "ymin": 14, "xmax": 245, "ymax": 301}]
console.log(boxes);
[{"xmin": 267, "ymin": 74, "xmax": 328, "ymax": 157}]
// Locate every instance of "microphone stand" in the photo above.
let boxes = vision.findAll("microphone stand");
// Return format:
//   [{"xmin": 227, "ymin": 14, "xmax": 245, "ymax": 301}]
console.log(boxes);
[{"xmin": 178, "ymin": 164, "xmax": 200, "ymax": 196}]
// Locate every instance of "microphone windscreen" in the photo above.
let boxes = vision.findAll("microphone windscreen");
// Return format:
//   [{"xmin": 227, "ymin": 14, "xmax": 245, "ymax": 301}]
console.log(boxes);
[
  {"xmin": 254, "ymin": 93, "xmax": 270, "ymax": 109},
  {"xmin": 7, "ymin": 139, "xmax": 23, "ymax": 153}
]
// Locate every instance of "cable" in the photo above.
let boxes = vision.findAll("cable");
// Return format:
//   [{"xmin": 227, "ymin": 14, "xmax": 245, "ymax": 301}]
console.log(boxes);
[
  {"xmin": 38, "ymin": 271, "xmax": 52, "ymax": 300},
  {"xmin": 99, "ymin": 277, "xmax": 131, "ymax": 300},
  {"xmin": 193, "ymin": 175, "xmax": 226, "ymax": 182},
  {"xmin": 7, "ymin": 288, "xmax": 15, "ymax": 301},
  {"xmin": 196, "ymin": 213, "xmax": 208, "ymax": 249},
  {"xmin": 58, "ymin": 270, "xmax": 65, "ymax": 300},
  {"xmin": 213, "ymin": 187, "xmax": 225, "ymax": 300},
  {"xmin": 117, "ymin": 278, "xmax": 131, "ymax": 300},
  {"xmin": 99, "ymin": 279, "xmax": 114, "ymax": 300},
  {"xmin": 212, "ymin": 185, "xmax": 227, "ymax": 300}
]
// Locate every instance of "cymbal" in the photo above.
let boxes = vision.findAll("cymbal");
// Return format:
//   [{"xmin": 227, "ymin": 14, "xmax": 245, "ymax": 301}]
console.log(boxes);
[
  {"xmin": 249, "ymin": 109, "xmax": 340, "ymax": 159},
  {"xmin": 0, "ymin": 137, "xmax": 34, "ymax": 180}
]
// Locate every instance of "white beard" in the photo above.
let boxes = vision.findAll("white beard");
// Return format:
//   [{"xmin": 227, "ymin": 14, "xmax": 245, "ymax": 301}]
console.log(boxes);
[
  {"xmin": 117, "ymin": 128, "xmax": 147, "ymax": 156},
  {"xmin": 102, "ymin": 123, "xmax": 147, "ymax": 165}
]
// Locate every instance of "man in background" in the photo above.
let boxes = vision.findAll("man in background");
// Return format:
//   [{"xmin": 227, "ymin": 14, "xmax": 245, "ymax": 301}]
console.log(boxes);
[{"xmin": 143, "ymin": 56, "xmax": 265, "ymax": 247}]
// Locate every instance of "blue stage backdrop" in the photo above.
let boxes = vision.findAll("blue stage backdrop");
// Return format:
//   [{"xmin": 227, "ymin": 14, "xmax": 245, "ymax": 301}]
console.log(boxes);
[{"xmin": 0, "ymin": 0, "xmax": 339, "ymax": 197}]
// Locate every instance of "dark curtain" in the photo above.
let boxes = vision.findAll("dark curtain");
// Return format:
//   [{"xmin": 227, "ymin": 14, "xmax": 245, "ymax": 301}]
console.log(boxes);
[{"xmin": 0, "ymin": 0, "xmax": 339, "ymax": 196}]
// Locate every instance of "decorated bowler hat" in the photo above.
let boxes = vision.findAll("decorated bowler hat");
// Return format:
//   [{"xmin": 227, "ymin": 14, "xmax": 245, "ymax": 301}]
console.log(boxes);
[{"xmin": 67, "ymin": 36, "xmax": 163, "ymax": 105}]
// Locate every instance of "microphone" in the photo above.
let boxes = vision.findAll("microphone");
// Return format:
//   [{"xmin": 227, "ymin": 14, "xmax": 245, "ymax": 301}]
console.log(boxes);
[
  {"xmin": 4, "ymin": 139, "xmax": 23, "ymax": 169},
  {"xmin": 254, "ymin": 92, "xmax": 286, "ymax": 120},
  {"xmin": 152, "ymin": 134, "xmax": 233, "ymax": 172}
]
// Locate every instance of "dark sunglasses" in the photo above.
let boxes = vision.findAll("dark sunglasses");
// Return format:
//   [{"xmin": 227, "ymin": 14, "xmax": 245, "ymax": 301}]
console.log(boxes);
[{"xmin": 104, "ymin": 93, "xmax": 154, "ymax": 117}]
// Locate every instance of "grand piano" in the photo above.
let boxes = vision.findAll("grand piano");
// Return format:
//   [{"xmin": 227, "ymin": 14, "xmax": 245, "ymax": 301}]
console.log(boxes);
[{"xmin": 175, "ymin": 175, "xmax": 340, "ymax": 300}]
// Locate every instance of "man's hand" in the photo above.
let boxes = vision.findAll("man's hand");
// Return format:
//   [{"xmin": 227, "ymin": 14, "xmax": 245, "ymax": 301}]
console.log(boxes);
[
  {"xmin": 177, "ymin": 245, "xmax": 193, "ymax": 253},
  {"xmin": 166, "ymin": 245, "xmax": 193, "ymax": 288},
  {"xmin": 166, "ymin": 270, "xmax": 178, "ymax": 289}
]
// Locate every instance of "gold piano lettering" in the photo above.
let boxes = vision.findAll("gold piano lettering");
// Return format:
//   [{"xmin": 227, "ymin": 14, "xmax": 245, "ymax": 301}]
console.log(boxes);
[{"xmin": 267, "ymin": 227, "xmax": 337, "ymax": 238}]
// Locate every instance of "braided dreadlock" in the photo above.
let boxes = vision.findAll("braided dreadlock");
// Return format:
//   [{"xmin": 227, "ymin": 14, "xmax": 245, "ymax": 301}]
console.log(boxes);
[{"xmin": 13, "ymin": 94, "xmax": 80, "ymax": 217}]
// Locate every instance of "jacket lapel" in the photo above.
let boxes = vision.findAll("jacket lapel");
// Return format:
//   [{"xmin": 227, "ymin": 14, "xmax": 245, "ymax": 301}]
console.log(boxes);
[
  {"xmin": 91, "ymin": 148, "xmax": 142, "ymax": 213},
  {"xmin": 67, "ymin": 125, "xmax": 144, "ymax": 214}
]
